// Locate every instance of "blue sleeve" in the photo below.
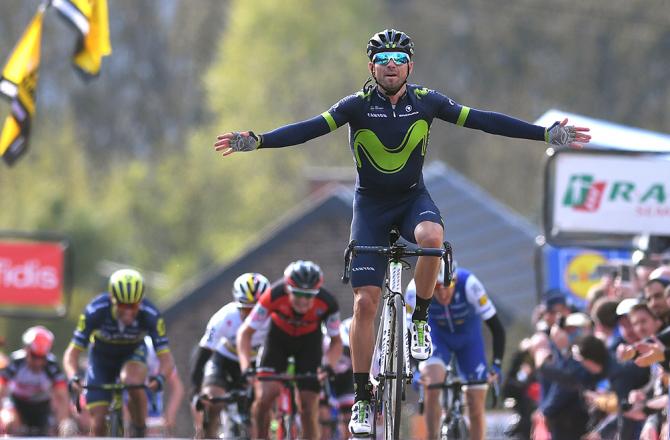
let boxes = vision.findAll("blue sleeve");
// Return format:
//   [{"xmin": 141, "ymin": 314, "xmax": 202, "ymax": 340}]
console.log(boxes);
[
  {"xmin": 429, "ymin": 89, "xmax": 545, "ymax": 141},
  {"xmin": 462, "ymin": 108, "xmax": 546, "ymax": 141},
  {"xmin": 71, "ymin": 309, "xmax": 97, "ymax": 350},
  {"xmin": 259, "ymin": 94, "xmax": 357, "ymax": 149},
  {"xmin": 142, "ymin": 303, "xmax": 170, "ymax": 355}
]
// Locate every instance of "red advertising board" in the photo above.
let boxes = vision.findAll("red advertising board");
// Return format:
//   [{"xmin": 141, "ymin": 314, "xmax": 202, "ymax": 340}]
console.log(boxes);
[{"xmin": 0, "ymin": 241, "xmax": 65, "ymax": 307}]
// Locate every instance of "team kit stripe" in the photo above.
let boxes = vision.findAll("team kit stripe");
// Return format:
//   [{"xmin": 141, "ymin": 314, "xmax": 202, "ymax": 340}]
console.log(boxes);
[
  {"xmin": 456, "ymin": 106, "xmax": 470, "ymax": 126},
  {"xmin": 246, "ymin": 276, "xmax": 255, "ymax": 302},
  {"xmin": 321, "ymin": 112, "xmax": 337, "ymax": 132}
]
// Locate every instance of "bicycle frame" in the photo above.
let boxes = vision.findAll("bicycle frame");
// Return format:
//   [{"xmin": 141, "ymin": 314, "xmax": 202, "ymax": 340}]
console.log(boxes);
[
  {"xmin": 74, "ymin": 383, "xmax": 148, "ymax": 438},
  {"xmin": 196, "ymin": 389, "xmax": 251, "ymax": 439},
  {"xmin": 258, "ymin": 371, "xmax": 319, "ymax": 439},
  {"xmin": 343, "ymin": 235, "xmax": 452, "ymax": 440},
  {"xmin": 418, "ymin": 360, "xmax": 486, "ymax": 440}
]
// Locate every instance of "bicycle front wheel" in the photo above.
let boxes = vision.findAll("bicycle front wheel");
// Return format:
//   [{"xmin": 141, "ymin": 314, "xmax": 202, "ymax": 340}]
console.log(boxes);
[
  {"xmin": 108, "ymin": 409, "xmax": 124, "ymax": 438},
  {"xmin": 443, "ymin": 417, "xmax": 469, "ymax": 440},
  {"xmin": 383, "ymin": 294, "xmax": 404, "ymax": 440}
]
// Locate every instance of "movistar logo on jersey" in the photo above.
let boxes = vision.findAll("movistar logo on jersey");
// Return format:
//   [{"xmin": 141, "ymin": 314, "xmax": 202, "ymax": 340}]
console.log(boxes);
[{"xmin": 353, "ymin": 120, "xmax": 429, "ymax": 173}]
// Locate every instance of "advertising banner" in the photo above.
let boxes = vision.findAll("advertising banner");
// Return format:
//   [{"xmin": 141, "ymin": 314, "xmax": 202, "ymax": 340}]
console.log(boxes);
[
  {"xmin": 545, "ymin": 149, "xmax": 670, "ymax": 247},
  {"xmin": 0, "ymin": 235, "xmax": 70, "ymax": 317},
  {"xmin": 542, "ymin": 245, "xmax": 630, "ymax": 310}
]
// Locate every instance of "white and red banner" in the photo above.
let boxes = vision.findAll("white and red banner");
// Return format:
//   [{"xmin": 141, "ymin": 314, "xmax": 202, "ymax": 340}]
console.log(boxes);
[
  {"xmin": 0, "ymin": 240, "xmax": 65, "ymax": 308},
  {"xmin": 552, "ymin": 152, "xmax": 670, "ymax": 236}
]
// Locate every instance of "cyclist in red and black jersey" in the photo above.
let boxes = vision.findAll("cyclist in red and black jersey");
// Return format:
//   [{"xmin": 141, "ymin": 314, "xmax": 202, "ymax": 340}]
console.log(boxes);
[{"xmin": 237, "ymin": 260, "xmax": 343, "ymax": 440}]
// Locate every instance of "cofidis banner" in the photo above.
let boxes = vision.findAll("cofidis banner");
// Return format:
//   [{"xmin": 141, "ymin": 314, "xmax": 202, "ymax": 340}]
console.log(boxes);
[{"xmin": 0, "ymin": 237, "xmax": 70, "ymax": 317}]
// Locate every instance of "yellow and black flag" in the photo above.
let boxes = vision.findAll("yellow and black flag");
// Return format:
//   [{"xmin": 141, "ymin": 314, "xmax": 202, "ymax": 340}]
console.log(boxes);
[
  {"xmin": 0, "ymin": 7, "xmax": 44, "ymax": 165},
  {"xmin": 52, "ymin": 0, "xmax": 111, "ymax": 79}
]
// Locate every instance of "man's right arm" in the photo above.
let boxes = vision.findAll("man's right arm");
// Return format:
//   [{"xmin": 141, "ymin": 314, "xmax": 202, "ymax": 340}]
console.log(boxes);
[
  {"xmin": 236, "ymin": 322, "xmax": 256, "ymax": 372},
  {"xmin": 215, "ymin": 94, "xmax": 356, "ymax": 153},
  {"xmin": 189, "ymin": 346, "xmax": 212, "ymax": 395}
]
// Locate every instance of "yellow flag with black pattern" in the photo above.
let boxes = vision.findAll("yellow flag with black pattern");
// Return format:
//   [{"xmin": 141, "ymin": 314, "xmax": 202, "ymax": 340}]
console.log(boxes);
[
  {"xmin": 0, "ymin": 7, "xmax": 44, "ymax": 165},
  {"xmin": 52, "ymin": 0, "xmax": 112, "ymax": 78}
]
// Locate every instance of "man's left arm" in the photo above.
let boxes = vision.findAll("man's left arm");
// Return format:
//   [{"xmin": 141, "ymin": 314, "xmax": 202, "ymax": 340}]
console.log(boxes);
[
  {"xmin": 431, "ymin": 90, "xmax": 589, "ymax": 146},
  {"xmin": 145, "ymin": 307, "xmax": 173, "ymax": 390},
  {"xmin": 465, "ymin": 274, "xmax": 505, "ymax": 370},
  {"xmin": 156, "ymin": 350, "xmax": 176, "ymax": 389},
  {"xmin": 484, "ymin": 314, "xmax": 506, "ymax": 374}
]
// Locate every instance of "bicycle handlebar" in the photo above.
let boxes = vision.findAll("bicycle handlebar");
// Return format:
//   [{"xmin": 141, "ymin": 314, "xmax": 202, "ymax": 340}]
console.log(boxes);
[
  {"xmin": 426, "ymin": 379, "xmax": 488, "ymax": 390},
  {"xmin": 194, "ymin": 389, "xmax": 250, "ymax": 412},
  {"xmin": 70, "ymin": 383, "xmax": 152, "ymax": 414},
  {"xmin": 78, "ymin": 383, "xmax": 148, "ymax": 391},
  {"xmin": 423, "ymin": 378, "xmax": 500, "ymax": 409},
  {"xmin": 342, "ymin": 240, "xmax": 453, "ymax": 285},
  {"xmin": 256, "ymin": 372, "xmax": 320, "ymax": 383}
]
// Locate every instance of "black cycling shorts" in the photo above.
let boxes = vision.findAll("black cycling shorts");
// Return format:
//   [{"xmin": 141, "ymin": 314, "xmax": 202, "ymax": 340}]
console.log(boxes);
[
  {"xmin": 11, "ymin": 396, "xmax": 51, "ymax": 430},
  {"xmin": 202, "ymin": 352, "xmax": 244, "ymax": 390},
  {"xmin": 350, "ymin": 188, "xmax": 443, "ymax": 288},
  {"xmin": 258, "ymin": 323, "xmax": 322, "ymax": 392}
]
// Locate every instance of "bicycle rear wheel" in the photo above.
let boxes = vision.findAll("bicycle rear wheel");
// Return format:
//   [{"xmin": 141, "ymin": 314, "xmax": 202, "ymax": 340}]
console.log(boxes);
[{"xmin": 383, "ymin": 294, "xmax": 404, "ymax": 440}]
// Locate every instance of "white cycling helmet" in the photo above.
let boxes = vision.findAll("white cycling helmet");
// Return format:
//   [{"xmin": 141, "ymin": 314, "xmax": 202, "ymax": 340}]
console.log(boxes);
[{"xmin": 232, "ymin": 273, "xmax": 270, "ymax": 308}]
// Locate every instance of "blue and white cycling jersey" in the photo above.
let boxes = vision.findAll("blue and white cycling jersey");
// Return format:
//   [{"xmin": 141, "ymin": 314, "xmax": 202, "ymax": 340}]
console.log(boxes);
[{"xmin": 406, "ymin": 268, "xmax": 496, "ymax": 381}]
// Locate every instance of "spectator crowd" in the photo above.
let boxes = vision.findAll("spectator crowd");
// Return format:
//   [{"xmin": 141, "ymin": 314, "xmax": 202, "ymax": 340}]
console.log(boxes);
[{"xmin": 503, "ymin": 252, "xmax": 670, "ymax": 440}]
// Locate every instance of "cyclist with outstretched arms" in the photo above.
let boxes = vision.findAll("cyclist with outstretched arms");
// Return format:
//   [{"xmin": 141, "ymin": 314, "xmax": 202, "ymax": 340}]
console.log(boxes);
[
  {"xmin": 0, "ymin": 326, "xmax": 70, "ymax": 436},
  {"xmin": 62, "ymin": 269, "xmax": 175, "ymax": 437},
  {"xmin": 214, "ymin": 29, "xmax": 590, "ymax": 436},
  {"xmin": 190, "ymin": 272, "xmax": 271, "ymax": 438},
  {"xmin": 237, "ymin": 261, "xmax": 343, "ymax": 440},
  {"xmin": 406, "ymin": 261, "xmax": 505, "ymax": 440}
]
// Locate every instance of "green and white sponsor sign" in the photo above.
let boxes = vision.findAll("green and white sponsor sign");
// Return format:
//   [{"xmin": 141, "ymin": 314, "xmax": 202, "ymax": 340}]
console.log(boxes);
[{"xmin": 553, "ymin": 152, "xmax": 670, "ymax": 235}]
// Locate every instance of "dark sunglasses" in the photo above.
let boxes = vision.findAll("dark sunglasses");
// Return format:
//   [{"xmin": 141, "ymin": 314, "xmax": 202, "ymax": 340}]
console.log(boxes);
[
  {"xmin": 290, "ymin": 289, "xmax": 317, "ymax": 299},
  {"xmin": 116, "ymin": 303, "xmax": 140, "ymax": 311},
  {"xmin": 373, "ymin": 51, "xmax": 410, "ymax": 66}
]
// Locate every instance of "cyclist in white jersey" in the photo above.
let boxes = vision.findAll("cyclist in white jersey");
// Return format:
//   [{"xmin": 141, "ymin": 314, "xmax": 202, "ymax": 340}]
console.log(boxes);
[{"xmin": 190, "ymin": 272, "xmax": 270, "ymax": 438}]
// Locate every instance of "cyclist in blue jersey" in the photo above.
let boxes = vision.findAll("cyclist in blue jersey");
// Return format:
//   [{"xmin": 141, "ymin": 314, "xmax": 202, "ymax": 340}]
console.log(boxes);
[
  {"xmin": 406, "ymin": 261, "xmax": 505, "ymax": 440},
  {"xmin": 62, "ymin": 269, "xmax": 175, "ymax": 437},
  {"xmin": 213, "ymin": 28, "xmax": 590, "ymax": 436}
]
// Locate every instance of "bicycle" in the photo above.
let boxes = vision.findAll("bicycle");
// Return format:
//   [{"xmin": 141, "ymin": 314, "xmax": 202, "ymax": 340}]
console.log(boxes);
[
  {"xmin": 195, "ymin": 388, "xmax": 251, "ymax": 439},
  {"xmin": 257, "ymin": 370, "xmax": 323, "ymax": 440},
  {"xmin": 343, "ymin": 228, "xmax": 452, "ymax": 440},
  {"xmin": 71, "ymin": 382, "xmax": 153, "ymax": 437},
  {"xmin": 417, "ymin": 359, "xmax": 491, "ymax": 440}
]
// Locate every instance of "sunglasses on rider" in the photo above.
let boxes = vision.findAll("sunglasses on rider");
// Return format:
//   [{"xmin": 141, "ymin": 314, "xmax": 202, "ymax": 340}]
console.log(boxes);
[
  {"xmin": 116, "ymin": 302, "xmax": 140, "ymax": 312},
  {"xmin": 28, "ymin": 351, "xmax": 47, "ymax": 360},
  {"xmin": 289, "ymin": 288, "xmax": 318, "ymax": 299},
  {"xmin": 372, "ymin": 51, "xmax": 410, "ymax": 66}
]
